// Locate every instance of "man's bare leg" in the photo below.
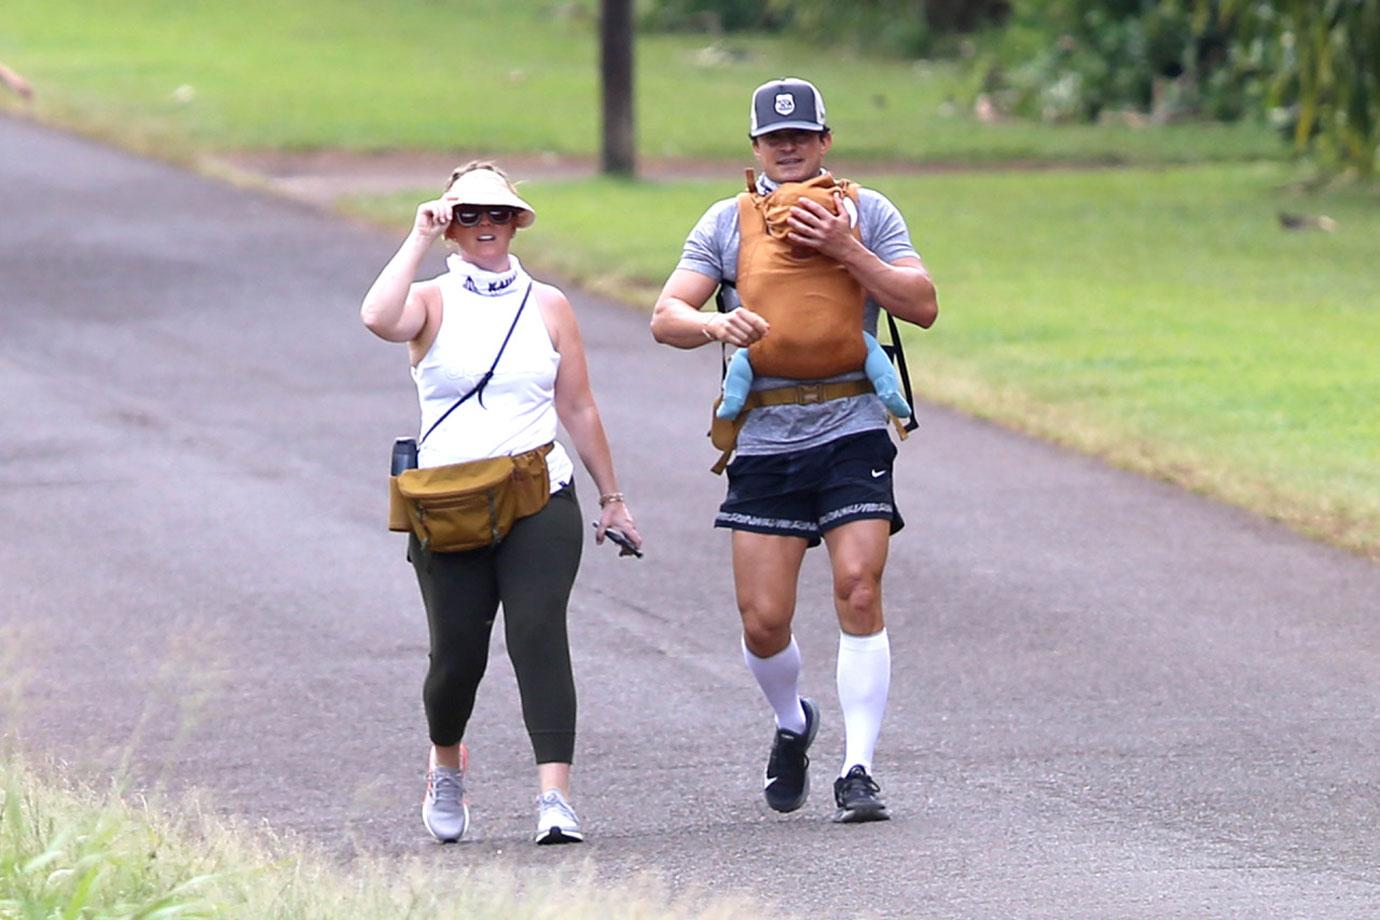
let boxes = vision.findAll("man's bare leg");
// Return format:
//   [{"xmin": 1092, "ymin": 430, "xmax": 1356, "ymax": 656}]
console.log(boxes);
[
  {"xmin": 824, "ymin": 518, "xmax": 893, "ymax": 822},
  {"xmin": 733, "ymin": 530, "xmax": 819, "ymax": 811}
]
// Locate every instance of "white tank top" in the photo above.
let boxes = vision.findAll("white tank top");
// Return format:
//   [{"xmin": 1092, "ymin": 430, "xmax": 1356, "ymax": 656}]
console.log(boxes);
[{"xmin": 411, "ymin": 254, "xmax": 574, "ymax": 491}]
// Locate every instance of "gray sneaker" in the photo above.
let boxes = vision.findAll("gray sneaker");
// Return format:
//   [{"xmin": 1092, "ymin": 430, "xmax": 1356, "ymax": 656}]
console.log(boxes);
[
  {"xmin": 421, "ymin": 744, "xmax": 469, "ymax": 843},
  {"xmin": 534, "ymin": 789, "xmax": 584, "ymax": 845}
]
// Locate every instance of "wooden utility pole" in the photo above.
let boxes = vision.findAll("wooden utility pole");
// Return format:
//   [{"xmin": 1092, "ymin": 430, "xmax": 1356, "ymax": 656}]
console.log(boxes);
[{"xmin": 600, "ymin": 0, "xmax": 635, "ymax": 176}]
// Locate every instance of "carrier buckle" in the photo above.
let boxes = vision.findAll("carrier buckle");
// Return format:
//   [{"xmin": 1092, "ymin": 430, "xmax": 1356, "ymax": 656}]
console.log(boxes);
[{"xmin": 796, "ymin": 384, "xmax": 824, "ymax": 405}]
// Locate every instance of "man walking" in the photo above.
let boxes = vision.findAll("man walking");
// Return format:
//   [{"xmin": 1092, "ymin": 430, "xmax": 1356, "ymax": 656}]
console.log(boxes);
[{"xmin": 650, "ymin": 78, "xmax": 937, "ymax": 822}]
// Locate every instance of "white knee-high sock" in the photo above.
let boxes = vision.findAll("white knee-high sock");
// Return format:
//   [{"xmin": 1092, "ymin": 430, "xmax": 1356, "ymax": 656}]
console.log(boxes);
[
  {"xmin": 837, "ymin": 628, "xmax": 890, "ymax": 776},
  {"xmin": 742, "ymin": 635, "xmax": 807, "ymax": 734}
]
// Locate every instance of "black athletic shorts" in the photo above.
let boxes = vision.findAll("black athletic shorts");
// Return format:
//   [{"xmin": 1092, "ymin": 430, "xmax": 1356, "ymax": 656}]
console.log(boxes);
[{"xmin": 714, "ymin": 429, "xmax": 904, "ymax": 547}]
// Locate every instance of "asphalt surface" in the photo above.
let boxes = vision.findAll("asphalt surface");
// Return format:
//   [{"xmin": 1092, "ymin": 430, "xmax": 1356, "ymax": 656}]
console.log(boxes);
[{"xmin": 3, "ymin": 115, "xmax": 1379, "ymax": 919}]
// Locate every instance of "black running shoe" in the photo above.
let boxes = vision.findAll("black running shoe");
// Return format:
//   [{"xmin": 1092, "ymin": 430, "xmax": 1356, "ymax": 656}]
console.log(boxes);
[
  {"xmin": 763, "ymin": 697, "xmax": 819, "ymax": 813},
  {"xmin": 832, "ymin": 764, "xmax": 890, "ymax": 823}
]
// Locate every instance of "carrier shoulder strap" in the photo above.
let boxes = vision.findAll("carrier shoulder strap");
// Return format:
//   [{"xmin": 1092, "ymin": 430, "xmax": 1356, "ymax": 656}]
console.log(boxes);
[
  {"xmin": 713, "ymin": 282, "xmax": 732, "ymax": 379},
  {"xmin": 714, "ymin": 169, "xmax": 761, "ymax": 380},
  {"xmin": 419, "ymin": 281, "xmax": 534, "ymax": 446},
  {"xmin": 882, "ymin": 310, "xmax": 919, "ymax": 434}
]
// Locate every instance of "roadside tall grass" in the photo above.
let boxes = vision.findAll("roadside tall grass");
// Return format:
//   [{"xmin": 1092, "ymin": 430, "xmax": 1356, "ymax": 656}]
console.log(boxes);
[
  {"xmin": 2, "ymin": 0, "xmax": 1279, "ymax": 165},
  {"xmin": 354, "ymin": 162, "xmax": 1380, "ymax": 558},
  {"xmin": 0, "ymin": 757, "xmax": 764, "ymax": 920}
]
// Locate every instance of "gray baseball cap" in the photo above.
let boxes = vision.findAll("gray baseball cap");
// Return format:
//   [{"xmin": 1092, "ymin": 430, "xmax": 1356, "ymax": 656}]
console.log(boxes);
[{"xmin": 749, "ymin": 77, "xmax": 828, "ymax": 138}]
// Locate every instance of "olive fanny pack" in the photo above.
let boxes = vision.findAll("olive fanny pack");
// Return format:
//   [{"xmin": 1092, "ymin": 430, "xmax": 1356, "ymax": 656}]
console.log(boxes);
[{"xmin": 387, "ymin": 282, "xmax": 554, "ymax": 552}]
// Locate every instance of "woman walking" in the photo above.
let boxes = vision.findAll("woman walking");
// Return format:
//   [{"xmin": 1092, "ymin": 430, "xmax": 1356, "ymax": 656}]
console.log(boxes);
[{"xmin": 361, "ymin": 161, "xmax": 641, "ymax": 844}]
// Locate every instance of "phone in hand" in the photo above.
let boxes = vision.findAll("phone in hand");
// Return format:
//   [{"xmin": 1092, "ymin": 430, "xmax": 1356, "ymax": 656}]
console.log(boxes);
[{"xmin": 593, "ymin": 522, "xmax": 642, "ymax": 558}]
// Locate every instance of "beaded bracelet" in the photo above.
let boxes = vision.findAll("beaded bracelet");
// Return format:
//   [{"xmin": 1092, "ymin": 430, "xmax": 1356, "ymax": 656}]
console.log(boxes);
[{"xmin": 598, "ymin": 491, "xmax": 626, "ymax": 508}]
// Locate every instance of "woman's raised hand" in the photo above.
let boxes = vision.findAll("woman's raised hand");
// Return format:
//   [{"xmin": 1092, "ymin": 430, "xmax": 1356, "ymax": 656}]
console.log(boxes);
[{"xmin": 413, "ymin": 198, "xmax": 454, "ymax": 241}]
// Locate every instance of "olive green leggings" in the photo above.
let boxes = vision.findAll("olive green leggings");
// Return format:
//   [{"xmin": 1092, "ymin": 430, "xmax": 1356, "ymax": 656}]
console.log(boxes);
[{"xmin": 408, "ymin": 483, "xmax": 582, "ymax": 763}]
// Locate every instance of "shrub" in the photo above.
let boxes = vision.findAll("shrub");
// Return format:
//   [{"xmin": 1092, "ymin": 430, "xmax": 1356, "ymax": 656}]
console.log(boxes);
[
  {"xmin": 637, "ymin": 0, "xmax": 786, "ymax": 33},
  {"xmin": 981, "ymin": 0, "xmax": 1255, "ymax": 122},
  {"xmin": 638, "ymin": 0, "xmax": 1010, "ymax": 57}
]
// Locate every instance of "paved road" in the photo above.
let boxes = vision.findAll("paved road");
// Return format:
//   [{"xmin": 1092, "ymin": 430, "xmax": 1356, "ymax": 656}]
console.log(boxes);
[{"xmin": 3, "ymin": 116, "xmax": 1379, "ymax": 918}]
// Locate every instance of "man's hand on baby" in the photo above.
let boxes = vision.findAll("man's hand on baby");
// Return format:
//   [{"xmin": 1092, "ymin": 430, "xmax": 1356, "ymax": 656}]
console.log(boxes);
[{"xmin": 786, "ymin": 196, "xmax": 853, "ymax": 260}]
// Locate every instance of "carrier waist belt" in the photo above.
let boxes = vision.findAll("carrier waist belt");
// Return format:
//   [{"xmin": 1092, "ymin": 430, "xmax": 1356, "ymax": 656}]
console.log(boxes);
[
  {"xmin": 744, "ymin": 378, "xmax": 874, "ymax": 410},
  {"xmin": 708, "ymin": 378, "xmax": 876, "ymax": 474}
]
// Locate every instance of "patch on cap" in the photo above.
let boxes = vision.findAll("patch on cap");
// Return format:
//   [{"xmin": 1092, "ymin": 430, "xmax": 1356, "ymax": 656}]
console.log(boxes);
[{"xmin": 750, "ymin": 78, "xmax": 827, "ymax": 138}]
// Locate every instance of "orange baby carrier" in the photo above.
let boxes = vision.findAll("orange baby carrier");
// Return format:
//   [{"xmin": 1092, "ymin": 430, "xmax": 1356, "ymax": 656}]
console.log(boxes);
[
  {"xmin": 735, "ymin": 171, "xmax": 866, "ymax": 379},
  {"xmin": 705, "ymin": 170, "xmax": 915, "ymax": 473}
]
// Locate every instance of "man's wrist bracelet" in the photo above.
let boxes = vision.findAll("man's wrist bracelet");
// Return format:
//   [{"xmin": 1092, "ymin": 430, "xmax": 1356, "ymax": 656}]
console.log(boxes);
[{"xmin": 598, "ymin": 491, "xmax": 626, "ymax": 508}]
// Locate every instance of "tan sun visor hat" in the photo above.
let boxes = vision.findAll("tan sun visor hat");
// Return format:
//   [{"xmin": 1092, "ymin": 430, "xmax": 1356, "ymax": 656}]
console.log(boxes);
[{"xmin": 445, "ymin": 168, "xmax": 536, "ymax": 228}]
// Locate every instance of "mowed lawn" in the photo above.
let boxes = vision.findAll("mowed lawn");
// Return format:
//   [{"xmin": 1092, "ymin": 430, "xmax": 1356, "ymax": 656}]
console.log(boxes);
[
  {"xmin": 3, "ymin": 0, "xmax": 1279, "ymax": 164},
  {"xmin": 355, "ymin": 164, "xmax": 1380, "ymax": 556},
  {"xmin": 8, "ymin": 0, "xmax": 1377, "ymax": 556}
]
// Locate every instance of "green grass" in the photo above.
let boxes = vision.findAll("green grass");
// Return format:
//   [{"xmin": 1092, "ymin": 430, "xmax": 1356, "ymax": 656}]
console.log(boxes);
[
  {"xmin": 352, "ymin": 164, "xmax": 1380, "ymax": 557},
  {"xmin": 6, "ymin": 0, "xmax": 1376, "ymax": 558},
  {"xmin": 2, "ymin": 0, "xmax": 1281, "ymax": 165},
  {"xmin": 0, "ymin": 756, "xmax": 763, "ymax": 920}
]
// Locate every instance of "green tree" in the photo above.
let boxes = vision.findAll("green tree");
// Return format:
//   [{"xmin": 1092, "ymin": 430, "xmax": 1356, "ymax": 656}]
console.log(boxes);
[
  {"xmin": 986, "ymin": 0, "xmax": 1377, "ymax": 175},
  {"xmin": 1216, "ymin": 0, "xmax": 1380, "ymax": 176},
  {"xmin": 982, "ymin": 0, "xmax": 1247, "ymax": 123}
]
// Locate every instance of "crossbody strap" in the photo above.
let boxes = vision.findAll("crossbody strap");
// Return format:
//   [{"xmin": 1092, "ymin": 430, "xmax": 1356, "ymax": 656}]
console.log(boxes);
[{"xmin": 419, "ymin": 281, "xmax": 534, "ymax": 447}]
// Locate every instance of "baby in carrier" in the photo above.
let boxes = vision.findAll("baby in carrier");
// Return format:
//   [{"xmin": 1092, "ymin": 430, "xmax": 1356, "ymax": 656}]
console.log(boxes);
[
  {"xmin": 716, "ymin": 174, "xmax": 913, "ymax": 422},
  {"xmin": 718, "ymin": 332, "xmax": 911, "ymax": 420}
]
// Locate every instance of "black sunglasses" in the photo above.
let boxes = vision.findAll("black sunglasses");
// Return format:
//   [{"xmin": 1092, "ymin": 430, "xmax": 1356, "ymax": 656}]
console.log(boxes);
[{"xmin": 452, "ymin": 205, "xmax": 515, "ymax": 227}]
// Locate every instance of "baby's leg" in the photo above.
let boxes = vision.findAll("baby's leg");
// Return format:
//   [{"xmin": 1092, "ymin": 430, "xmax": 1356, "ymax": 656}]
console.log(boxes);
[
  {"xmin": 863, "ymin": 332, "xmax": 912, "ymax": 418},
  {"xmin": 717, "ymin": 349, "xmax": 755, "ymax": 419}
]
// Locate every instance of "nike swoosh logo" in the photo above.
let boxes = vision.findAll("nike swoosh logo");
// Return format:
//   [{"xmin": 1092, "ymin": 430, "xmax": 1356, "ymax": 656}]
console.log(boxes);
[{"xmin": 871, "ymin": 469, "xmax": 886, "ymax": 478}]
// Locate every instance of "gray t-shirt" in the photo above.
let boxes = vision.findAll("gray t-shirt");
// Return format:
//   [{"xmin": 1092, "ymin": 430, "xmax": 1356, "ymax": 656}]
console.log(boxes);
[{"xmin": 676, "ymin": 181, "xmax": 921, "ymax": 456}]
